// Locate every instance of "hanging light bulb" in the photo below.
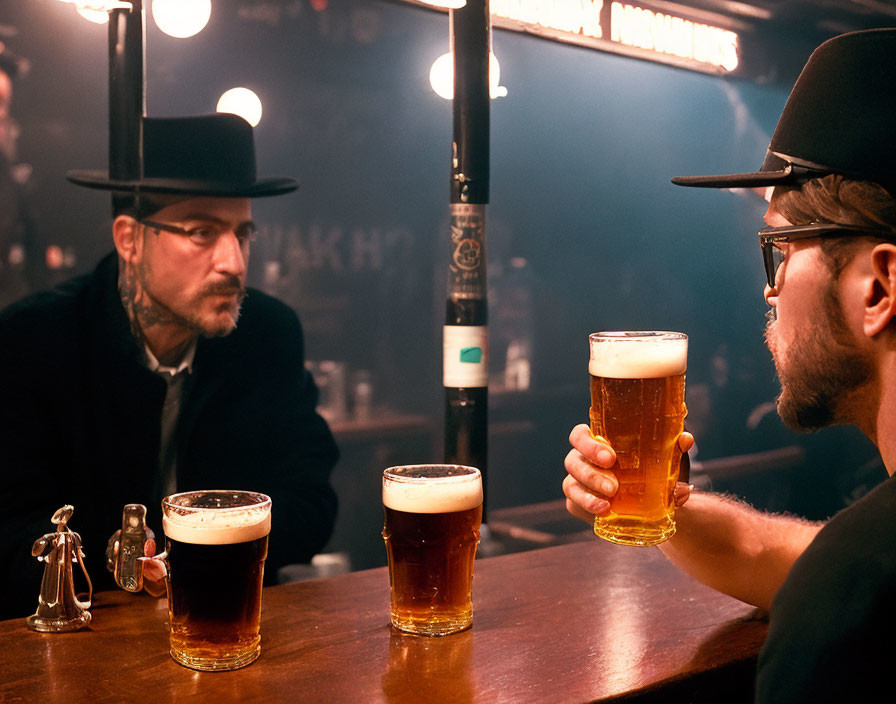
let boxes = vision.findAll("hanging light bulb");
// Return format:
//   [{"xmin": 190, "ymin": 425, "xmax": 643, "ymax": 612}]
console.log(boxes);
[
  {"xmin": 429, "ymin": 52, "xmax": 455, "ymax": 100},
  {"xmin": 152, "ymin": 0, "xmax": 211, "ymax": 38},
  {"xmin": 429, "ymin": 51, "xmax": 508, "ymax": 100},
  {"xmin": 58, "ymin": 2, "xmax": 134, "ymax": 23},
  {"xmin": 417, "ymin": 0, "xmax": 466, "ymax": 8},
  {"xmin": 75, "ymin": 5, "xmax": 111, "ymax": 23},
  {"xmin": 217, "ymin": 87, "xmax": 263, "ymax": 127},
  {"xmin": 489, "ymin": 52, "xmax": 508, "ymax": 98}
]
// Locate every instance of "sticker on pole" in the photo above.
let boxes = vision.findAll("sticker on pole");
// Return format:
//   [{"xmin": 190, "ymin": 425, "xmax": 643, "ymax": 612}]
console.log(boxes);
[{"xmin": 444, "ymin": 325, "xmax": 488, "ymax": 387}]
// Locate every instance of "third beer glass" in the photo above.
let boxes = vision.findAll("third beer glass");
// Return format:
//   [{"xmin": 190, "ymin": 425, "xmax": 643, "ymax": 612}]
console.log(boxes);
[
  {"xmin": 162, "ymin": 490, "xmax": 271, "ymax": 671},
  {"xmin": 589, "ymin": 331, "xmax": 687, "ymax": 546},
  {"xmin": 382, "ymin": 465, "xmax": 483, "ymax": 636}
]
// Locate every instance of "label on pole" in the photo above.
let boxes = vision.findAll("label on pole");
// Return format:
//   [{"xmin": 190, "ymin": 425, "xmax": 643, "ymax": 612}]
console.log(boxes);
[
  {"xmin": 444, "ymin": 325, "xmax": 489, "ymax": 387},
  {"xmin": 448, "ymin": 203, "xmax": 487, "ymax": 299}
]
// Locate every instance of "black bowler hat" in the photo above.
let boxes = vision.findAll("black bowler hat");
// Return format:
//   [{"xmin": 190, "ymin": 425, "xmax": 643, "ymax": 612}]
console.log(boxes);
[
  {"xmin": 671, "ymin": 28, "xmax": 896, "ymax": 192},
  {"xmin": 67, "ymin": 113, "xmax": 298, "ymax": 197}
]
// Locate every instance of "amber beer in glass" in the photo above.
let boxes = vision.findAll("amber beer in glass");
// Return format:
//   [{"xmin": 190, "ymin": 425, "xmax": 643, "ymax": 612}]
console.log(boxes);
[
  {"xmin": 382, "ymin": 465, "xmax": 483, "ymax": 636},
  {"xmin": 589, "ymin": 331, "xmax": 687, "ymax": 546},
  {"xmin": 162, "ymin": 490, "xmax": 271, "ymax": 671}
]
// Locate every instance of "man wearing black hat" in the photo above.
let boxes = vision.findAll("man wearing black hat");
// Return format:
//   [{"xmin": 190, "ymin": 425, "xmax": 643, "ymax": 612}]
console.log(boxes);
[
  {"xmin": 562, "ymin": 28, "xmax": 896, "ymax": 701},
  {"xmin": 0, "ymin": 113, "xmax": 339, "ymax": 619}
]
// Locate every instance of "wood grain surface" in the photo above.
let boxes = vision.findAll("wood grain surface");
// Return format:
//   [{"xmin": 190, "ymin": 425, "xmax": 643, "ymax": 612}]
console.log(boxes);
[{"xmin": 0, "ymin": 540, "xmax": 767, "ymax": 703}]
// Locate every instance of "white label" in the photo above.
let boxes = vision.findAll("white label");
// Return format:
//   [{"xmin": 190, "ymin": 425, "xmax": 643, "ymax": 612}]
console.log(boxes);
[{"xmin": 443, "ymin": 325, "xmax": 488, "ymax": 387}]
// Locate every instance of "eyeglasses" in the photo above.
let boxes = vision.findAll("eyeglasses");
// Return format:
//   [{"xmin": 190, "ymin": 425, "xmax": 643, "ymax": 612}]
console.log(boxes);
[
  {"xmin": 140, "ymin": 219, "xmax": 259, "ymax": 248},
  {"xmin": 758, "ymin": 223, "xmax": 896, "ymax": 288}
]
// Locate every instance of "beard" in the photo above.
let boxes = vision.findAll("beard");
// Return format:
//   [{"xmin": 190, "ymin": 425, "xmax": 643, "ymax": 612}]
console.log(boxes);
[
  {"xmin": 131, "ymin": 265, "xmax": 246, "ymax": 340},
  {"xmin": 192, "ymin": 278, "xmax": 247, "ymax": 337},
  {"xmin": 764, "ymin": 282, "xmax": 872, "ymax": 432}
]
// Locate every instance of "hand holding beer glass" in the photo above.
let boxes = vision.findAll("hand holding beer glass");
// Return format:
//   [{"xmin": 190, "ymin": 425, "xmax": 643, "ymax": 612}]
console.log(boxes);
[
  {"xmin": 382, "ymin": 465, "xmax": 483, "ymax": 636},
  {"xmin": 160, "ymin": 490, "xmax": 271, "ymax": 671},
  {"xmin": 589, "ymin": 332, "xmax": 687, "ymax": 546}
]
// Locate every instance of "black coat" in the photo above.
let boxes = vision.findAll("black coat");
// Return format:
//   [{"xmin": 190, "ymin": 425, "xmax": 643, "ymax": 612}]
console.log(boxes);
[{"xmin": 0, "ymin": 253, "xmax": 338, "ymax": 619}]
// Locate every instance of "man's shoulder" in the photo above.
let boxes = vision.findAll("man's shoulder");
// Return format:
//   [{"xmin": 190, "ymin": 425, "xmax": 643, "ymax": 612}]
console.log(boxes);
[
  {"xmin": 793, "ymin": 476, "xmax": 896, "ymax": 572},
  {"xmin": 756, "ymin": 476, "xmax": 896, "ymax": 701},
  {"xmin": 236, "ymin": 288, "xmax": 302, "ymax": 339},
  {"xmin": 199, "ymin": 289, "xmax": 304, "ymax": 370},
  {"xmin": 0, "ymin": 276, "xmax": 89, "ymax": 337},
  {"xmin": 770, "ymin": 474, "xmax": 896, "ymax": 620},
  {"xmin": 242, "ymin": 287, "xmax": 298, "ymax": 317},
  {"xmin": 1, "ymin": 256, "xmax": 114, "ymax": 324},
  {"xmin": 192, "ymin": 290, "xmax": 307, "ymax": 389},
  {"xmin": 0, "ymin": 256, "xmax": 115, "ymax": 353}
]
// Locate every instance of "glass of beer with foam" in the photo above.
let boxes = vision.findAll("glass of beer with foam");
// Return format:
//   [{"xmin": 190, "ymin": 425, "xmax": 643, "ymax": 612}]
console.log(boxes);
[
  {"xmin": 382, "ymin": 465, "xmax": 483, "ymax": 636},
  {"xmin": 162, "ymin": 490, "xmax": 271, "ymax": 671},
  {"xmin": 589, "ymin": 331, "xmax": 688, "ymax": 546}
]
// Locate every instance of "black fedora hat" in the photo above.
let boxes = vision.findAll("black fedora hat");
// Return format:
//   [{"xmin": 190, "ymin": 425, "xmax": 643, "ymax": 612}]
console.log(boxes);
[
  {"xmin": 671, "ymin": 28, "xmax": 896, "ymax": 192},
  {"xmin": 67, "ymin": 113, "xmax": 298, "ymax": 197}
]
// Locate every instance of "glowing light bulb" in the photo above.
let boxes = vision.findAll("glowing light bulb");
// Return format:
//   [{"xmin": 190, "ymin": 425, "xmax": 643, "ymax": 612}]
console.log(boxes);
[
  {"xmin": 75, "ymin": 5, "xmax": 111, "ymax": 23},
  {"xmin": 217, "ymin": 87, "xmax": 263, "ymax": 127},
  {"xmin": 418, "ymin": 0, "xmax": 466, "ymax": 8},
  {"xmin": 429, "ymin": 52, "xmax": 507, "ymax": 100},
  {"xmin": 429, "ymin": 53, "xmax": 454, "ymax": 100},
  {"xmin": 489, "ymin": 52, "xmax": 507, "ymax": 98},
  {"xmin": 68, "ymin": 0, "xmax": 133, "ymax": 21},
  {"xmin": 152, "ymin": 0, "xmax": 211, "ymax": 38}
]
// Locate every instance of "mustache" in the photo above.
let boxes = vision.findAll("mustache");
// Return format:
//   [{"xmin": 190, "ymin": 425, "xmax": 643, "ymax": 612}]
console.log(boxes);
[{"xmin": 201, "ymin": 277, "xmax": 245, "ymax": 298}]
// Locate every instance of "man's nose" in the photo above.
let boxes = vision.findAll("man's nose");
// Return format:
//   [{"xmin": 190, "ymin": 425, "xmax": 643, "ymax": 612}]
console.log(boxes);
[
  {"xmin": 764, "ymin": 284, "xmax": 778, "ymax": 306},
  {"xmin": 213, "ymin": 231, "xmax": 248, "ymax": 276}
]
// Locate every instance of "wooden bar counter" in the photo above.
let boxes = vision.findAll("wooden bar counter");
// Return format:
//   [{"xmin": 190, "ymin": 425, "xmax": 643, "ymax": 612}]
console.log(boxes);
[{"xmin": 0, "ymin": 540, "xmax": 767, "ymax": 703}]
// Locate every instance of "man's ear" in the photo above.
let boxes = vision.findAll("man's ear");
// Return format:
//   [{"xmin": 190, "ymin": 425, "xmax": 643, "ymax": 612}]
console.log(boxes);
[
  {"xmin": 864, "ymin": 243, "xmax": 896, "ymax": 337},
  {"xmin": 112, "ymin": 215, "xmax": 141, "ymax": 263}
]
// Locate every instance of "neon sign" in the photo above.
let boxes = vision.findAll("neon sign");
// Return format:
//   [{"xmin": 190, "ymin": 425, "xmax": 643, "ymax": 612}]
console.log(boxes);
[
  {"xmin": 407, "ymin": 0, "xmax": 742, "ymax": 75},
  {"xmin": 609, "ymin": 3, "xmax": 738, "ymax": 72}
]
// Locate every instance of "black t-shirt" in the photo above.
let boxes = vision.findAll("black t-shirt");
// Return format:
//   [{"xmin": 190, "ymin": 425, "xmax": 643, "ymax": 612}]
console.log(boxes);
[{"xmin": 756, "ymin": 472, "xmax": 896, "ymax": 702}]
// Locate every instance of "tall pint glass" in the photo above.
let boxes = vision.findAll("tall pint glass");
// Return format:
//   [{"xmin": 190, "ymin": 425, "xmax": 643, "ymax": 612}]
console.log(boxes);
[
  {"xmin": 382, "ymin": 465, "xmax": 483, "ymax": 636},
  {"xmin": 589, "ymin": 331, "xmax": 687, "ymax": 546},
  {"xmin": 162, "ymin": 490, "xmax": 271, "ymax": 671}
]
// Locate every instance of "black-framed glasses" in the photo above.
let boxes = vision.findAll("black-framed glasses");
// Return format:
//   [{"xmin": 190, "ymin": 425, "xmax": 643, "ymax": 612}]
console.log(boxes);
[
  {"xmin": 140, "ymin": 218, "xmax": 259, "ymax": 248},
  {"xmin": 758, "ymin": 223, "xmax": 896, "ymax": 288}
]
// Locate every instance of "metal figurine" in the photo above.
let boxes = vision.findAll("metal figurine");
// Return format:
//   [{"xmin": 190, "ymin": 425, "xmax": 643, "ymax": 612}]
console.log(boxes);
[
  {"xmin": 26, "ymin": 505, "xmax": 93, "ymax": 633},
  {"xmin": 105, "ymin": 503, "xmax": 155, "ymax": 592}
]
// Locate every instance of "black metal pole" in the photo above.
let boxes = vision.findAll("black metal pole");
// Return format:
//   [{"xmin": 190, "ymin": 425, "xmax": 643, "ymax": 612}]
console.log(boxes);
[
  {"xmin": 444, "ymin": 0, "xmax": 490, "ymax": 518},
  {"xmin": 108, "ymin": 0, "xmax": 145, "ymax": 214}
]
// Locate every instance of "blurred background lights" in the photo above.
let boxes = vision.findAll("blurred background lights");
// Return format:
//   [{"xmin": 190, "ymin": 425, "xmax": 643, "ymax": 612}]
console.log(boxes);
[
  {"xmin": 429, "ymin": 52, "xmax": 507, "ymax": 100},
  {"xmin": 152, "ymin": 0, "xmax": 212, "ymax": 38},
  {"xmin": 217, "ymin": 87, "xmax": 263, "ymax": 127}
]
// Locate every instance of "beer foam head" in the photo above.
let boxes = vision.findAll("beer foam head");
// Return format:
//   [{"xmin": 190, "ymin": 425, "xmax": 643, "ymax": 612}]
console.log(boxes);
[
  {"xmin": 163, "ymin": 491, "xmax": 271, "ymax": 545},
  {"xmin": 382, "ymin": 465, "xmax": 483, "ymax": 514},
  {"xmin": 589, "ymin": 331, "xmax": 687, "ymax": 379}
]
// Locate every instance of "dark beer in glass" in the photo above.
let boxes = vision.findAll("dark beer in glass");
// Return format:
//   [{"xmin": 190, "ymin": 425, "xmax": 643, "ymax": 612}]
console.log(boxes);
[
  {"xmin": 382, "ymin": 465, "xmax": 482, "ymax": 636},
  {"xmin": 162, "ymin": 490, "xmax": 271, "ymax": 671}
]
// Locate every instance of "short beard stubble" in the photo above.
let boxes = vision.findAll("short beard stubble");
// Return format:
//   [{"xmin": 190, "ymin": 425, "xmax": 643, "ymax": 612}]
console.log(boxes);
[{"xmin": 765, "ymin": 280, "xmax": 872, "ymax": 433}]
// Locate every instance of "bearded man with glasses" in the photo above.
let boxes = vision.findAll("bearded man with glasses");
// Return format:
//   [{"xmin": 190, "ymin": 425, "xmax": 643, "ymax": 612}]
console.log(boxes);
[
  {"xmin": 0, "ymin": 114, "xmax": 339, "ymax": 619},
  {"xmin": 562, "ymin": 29, "xmax": 896, "ymax": 702}
]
